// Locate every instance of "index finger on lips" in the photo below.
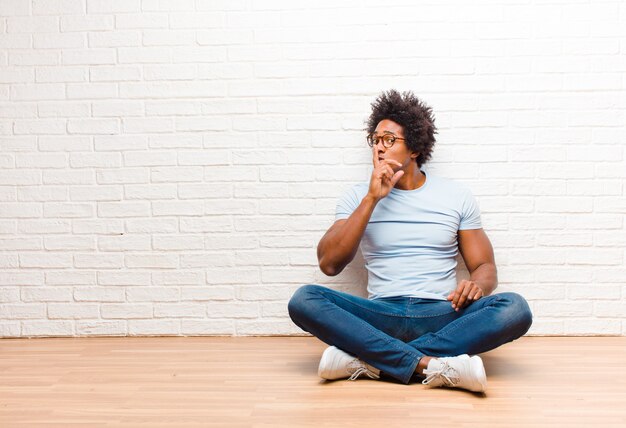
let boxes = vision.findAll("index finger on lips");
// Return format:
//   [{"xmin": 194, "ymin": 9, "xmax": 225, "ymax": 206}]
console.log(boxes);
[{"xmin": 372, "ymin": 144, "xmax": 379, "ymax": 167}]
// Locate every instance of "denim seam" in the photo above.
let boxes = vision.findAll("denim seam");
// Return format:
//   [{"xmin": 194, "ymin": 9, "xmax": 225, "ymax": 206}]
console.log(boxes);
[
  {"xmin": 405, "ymin": 310, "xmax": 457, "ymax": 319},
  {"xmin": 322, "ymin": 290, "xmax": 408, "ymax": 318}
]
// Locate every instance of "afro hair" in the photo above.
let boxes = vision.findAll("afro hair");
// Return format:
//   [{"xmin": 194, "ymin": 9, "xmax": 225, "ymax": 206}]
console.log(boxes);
[{"xmin": 366, "ymin": 90, "xmax": 437, "ymax": 167}]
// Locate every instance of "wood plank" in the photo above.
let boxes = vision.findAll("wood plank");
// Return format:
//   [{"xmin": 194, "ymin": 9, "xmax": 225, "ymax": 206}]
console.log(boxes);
[{"xmin": 1, "ymin": 336, "xmax": 625, "ymax": 427}]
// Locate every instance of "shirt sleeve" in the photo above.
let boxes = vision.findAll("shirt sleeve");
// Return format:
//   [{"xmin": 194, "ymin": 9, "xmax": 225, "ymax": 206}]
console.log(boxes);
[
  {"xmin": 335, "ymin": 185, "xmax": 361, "ymax": 221},
  {"xmin": 459, "ymin": 188, "xmax": 482, "ymax": 230}
]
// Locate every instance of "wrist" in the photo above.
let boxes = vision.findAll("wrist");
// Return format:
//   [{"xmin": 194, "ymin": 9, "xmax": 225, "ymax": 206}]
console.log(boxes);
[{"xmin": 363, "ymin": 194, "xmax": 380, "ymax": 206}]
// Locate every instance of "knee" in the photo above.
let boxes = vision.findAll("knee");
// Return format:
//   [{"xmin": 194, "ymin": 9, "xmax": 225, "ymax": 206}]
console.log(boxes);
[
  {"xmin": 287, "ymin": 284, "xmax": 325, "ymax": 321},
  {"xmin": 497, "ymin": 292, "xmax": 533, "ymax": 336}
]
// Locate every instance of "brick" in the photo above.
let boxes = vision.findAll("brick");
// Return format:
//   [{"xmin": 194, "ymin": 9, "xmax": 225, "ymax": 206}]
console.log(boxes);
[
  {"xmin": 33, "ymin": 0, "xmax": 85, "ymax": 15},
  {"xmin": 0, "ymin": 272, "xmax": 43, "ymax": 286},
  {"xmin": 206, "ymin": 301, "xmax": 258, "ymax": 318},
  {"xmin": 33, "ymin": 33, "xmax": 85, "ymax": 49},
  {"xmin": 38, "ymin": 102, "xmax": 90, "ymax": 118},
  {"xmin": 125, "ymin": 218, "xmax": 177, "ymax": 233},
  {"xmin": 125, "ymin": 184, "xmax": 177, "ymax": 200},
  {"xmin": 151, "ymin": 167, "xmax": 203, "ymax": 183},
  {"xmin": 181, "ymin": 320, "xmax": 234, "ymax": 335},
  {"xmin": 74, "ymin": 253, "xmax": 124, "ymax": 269},
  {"xmin": 115, "ymin": 13, "xmax": 168, "ymax": 29},
  {"xmin": 44, "ymin": 202, "xmax": 93, "ymax": 218},
  {"xmin": 181, "ymin": 286, "xmax": 234, "ymax": 301},
  {"xmin": 127, "ymin": 287, "xmax": 179, "ymax": 302},
  {"xmin": 153, "ymin": 235, "xmax": 204, "ymax": 251},
  {"xmin": 67, "ymin": 83, "xmax": 119, "ymax": 100},
  {"xmin": 38, "ymin": 136, "xmax": 90, "ymax": 151},
  {"xmin": 70, "ymin": 153, "xmax": 121, "ymax": 168},
  {"xmin": 48, "ymin": 303, "xmax": 100, "ymax": 319},
  {"xmin": 90, "ymin": 66, "xmax": 141, "ymax": 84},
  {"xmin": 14, "ymin": 119, "xmax": 66, "ymax": 134},
  {"xmin": 205, "ymin": 200, "xmax": 257, "ymax": 215},
  {"xmin": 152, "ymin": 200, "xmax": 203, "ymax": 216},
  {"xmin": 17, "ymin": 252, "xmax": 72, "ymax": 268},
  {"xmin": 97, "ymin": 271, "xmax": 151, "ymax": 286},
  {"xmin": 1, "ymin": 202, "xmax": 35, "ymax": 221},
  {"xmin": 96, "ymin": 168, "xmax": 149, "ymax": 184},
  {"xmin": 62, "ymin": 48, "xmax": 116, "ymax": 65},
  {"xmin": 76, "ymin": 321, "xmax": 127, "ymax": 336},
  {"xmin": 0, "ymin": 287, "xmax": 20, "ymax": 303},
  {"xmin": 87, "ymin": 0, "xmax": 139, "ymax": 13},
  {"xmin": 178, "ymin": 183, "xmax": 232, "ymax": 199},
  {"xmin": 101, "ymin": 304, "xmax": 152, "ymax": 319},
  {"xmin": 125, "ymin": 254, "xmax": 178, "ymax": 269},
  {"xmin": 61, "ymin": 15, "xmax": 113, "ymax": 32},
  {"xmin": 46, "ymin": 270, "xmax": 95, "ymax": 285},
  {"xmin": 67, "ymin": 118, "xmax": 119, "ymax": 134},
  {"xmin": 154, "ymin": 303, "xmax": 205, "ymax": 318},
  {"xmin": 72, "ymin": 219, "xmax": 123, "ymax": 235},
  {"xmin": 18, "ymin": 219, "xmax": 72, "ymax": 234},
  {"xmin": 74, "ymin": 287, "xmax": 125, "ymax": 302},
  {"xmin": 128, "ymin": 319, "xmax": 180, "ymax": 335},
  {"xmin": 44, "ymin": 236, "xmax": 95, "ymax": 250},
  {"xmin": 88, "ymin": 31, "xmax": 139, "ymax": 48},
  {"xmin": 22, "ymin": 321, "xmax": 74, "ymax": 337},
  {"xmin": 206, "ymin": 267, "xmax": 258, "ymax": 285},
  {"xmin": 92, "ymin": 100, "xmax": 143, "ymax": 117},
  {"xmin": 98, "ymin": 201, "xmax": 150, "ymax": 218}
]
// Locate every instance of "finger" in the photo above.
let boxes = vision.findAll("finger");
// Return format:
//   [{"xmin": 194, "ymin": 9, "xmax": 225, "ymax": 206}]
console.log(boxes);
[
  {"xmin": 468, "ymin": 285, "xmax": 480, "ymax": 301},
  {"xmin": 457, "ymin": 283, "xmax": 472, "ymax": 309},
  {"xmin": 372, "ymin": 144, "xmax": 379, "ymax": 168},
  {"xmin": 390, "ymin": 170, "xmax": 404, "ymax": 186},
  {"xmin": 385, "ymin": 165, "xmax": 394, "ymax": 180},
  {"xmin": 452, "ymin": 281, "xmax": 467, "ymax": 308},
  {"xmin": 385, "ymin": 159, "xmax": 403, "ymax": 168}
]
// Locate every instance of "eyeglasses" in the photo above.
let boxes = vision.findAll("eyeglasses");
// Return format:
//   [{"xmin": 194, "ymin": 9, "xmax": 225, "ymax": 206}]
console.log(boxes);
[{"xmin": 366, "ymin": 133, "xmax": 405, "ymax": 148}]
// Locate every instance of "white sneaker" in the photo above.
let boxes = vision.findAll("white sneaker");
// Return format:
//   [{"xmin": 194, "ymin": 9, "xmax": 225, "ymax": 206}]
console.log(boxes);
[
  {"xmin": 421, "ymin": 354, "xmax": 487, "ymax": 392},
  {"xmin": 318, "ymin": 346, "xmax": 381, "ymax": 381}
]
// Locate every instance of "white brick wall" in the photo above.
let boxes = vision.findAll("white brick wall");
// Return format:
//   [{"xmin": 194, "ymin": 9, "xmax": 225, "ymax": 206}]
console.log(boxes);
[{"xmin": 1, "ymin": 0, "xmax": 625, "ymax": 338}]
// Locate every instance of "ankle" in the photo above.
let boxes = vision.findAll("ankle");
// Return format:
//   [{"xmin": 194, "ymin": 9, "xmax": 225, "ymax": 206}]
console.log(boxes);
[{"xmin": 416, "ymin": 356, "xmax": 435, "ymax": 375}]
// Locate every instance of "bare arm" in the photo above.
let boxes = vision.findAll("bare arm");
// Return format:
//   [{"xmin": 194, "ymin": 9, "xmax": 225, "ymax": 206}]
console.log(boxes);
[
  {"xmin": 447, "ymin": 228, "xmax": 498, "ymax": 311},
  {"xmin": 317, "ymin": 196, "xmax": 378, "ymax": 276},
  {"xmin": 317, "ymin": 144, "xmax": 404, "ymax": 276}
]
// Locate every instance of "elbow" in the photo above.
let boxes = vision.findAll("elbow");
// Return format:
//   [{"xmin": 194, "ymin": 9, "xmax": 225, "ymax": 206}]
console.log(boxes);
[
  {"xmin": 319, "ymin": 262, "xmax": 338, "ymax": 277},
  {"xmin": 318, "ymin": 257, "xmax": 340, "ymax": 277}
]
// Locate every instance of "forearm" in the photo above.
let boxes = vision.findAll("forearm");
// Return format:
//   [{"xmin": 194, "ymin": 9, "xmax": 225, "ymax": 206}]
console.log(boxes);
[
  {"xmin": 469, "ymin": 262, "xmax": 498, "ymax": 296},
  {"xmin": 317, "ymin": 195, "xmax": 378, "ymax": 276}
]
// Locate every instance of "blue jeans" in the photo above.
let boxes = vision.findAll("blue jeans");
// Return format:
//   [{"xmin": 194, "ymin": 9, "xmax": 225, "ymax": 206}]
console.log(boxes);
[{"xmin": 288, "ymin": 284, "xmax": 533, "ymax": 384}]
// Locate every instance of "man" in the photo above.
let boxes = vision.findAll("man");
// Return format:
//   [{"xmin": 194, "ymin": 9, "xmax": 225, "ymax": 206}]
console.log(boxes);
[{"xmin": 287, "ymin": 90, "xmax": 533, "ymax": 393}]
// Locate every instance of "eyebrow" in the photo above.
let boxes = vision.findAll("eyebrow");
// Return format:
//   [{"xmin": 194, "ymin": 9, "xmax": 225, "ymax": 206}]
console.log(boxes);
[{"xmin": 374, "ymin": 130, "xmax": 397, "ymax": 135}]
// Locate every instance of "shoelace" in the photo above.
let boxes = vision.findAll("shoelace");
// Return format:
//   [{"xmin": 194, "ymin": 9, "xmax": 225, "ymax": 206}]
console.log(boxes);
[
  {"xmin": 347, "ymin": 360, "xmax": 380, "ymax": 381},
  {"xmin": 422, "ymin": 360, "xmax": 460, "ymax": 387}
]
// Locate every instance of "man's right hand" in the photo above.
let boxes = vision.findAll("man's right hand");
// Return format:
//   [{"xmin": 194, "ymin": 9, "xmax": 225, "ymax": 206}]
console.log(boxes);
[{"xmin": 367, "ymin": 144, "xmax": 404, "ymax": 201}]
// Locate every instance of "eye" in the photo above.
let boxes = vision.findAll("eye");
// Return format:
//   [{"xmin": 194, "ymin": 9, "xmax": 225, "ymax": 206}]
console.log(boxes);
[{"xmin": 383, "ymin": 135, "xmax": 394, "ymax": 144}]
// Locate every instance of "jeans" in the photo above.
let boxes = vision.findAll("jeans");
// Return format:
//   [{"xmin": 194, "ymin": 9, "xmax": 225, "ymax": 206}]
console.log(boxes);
[{"xmin": 288, "ymin": 284, "xmax": 533, "ymax": 384}]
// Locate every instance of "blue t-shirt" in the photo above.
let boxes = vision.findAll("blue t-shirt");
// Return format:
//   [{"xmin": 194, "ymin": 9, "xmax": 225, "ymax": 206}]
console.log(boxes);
[{"xmin": 335, "ymin": 171, "xmax": 482, "ymax": 301}]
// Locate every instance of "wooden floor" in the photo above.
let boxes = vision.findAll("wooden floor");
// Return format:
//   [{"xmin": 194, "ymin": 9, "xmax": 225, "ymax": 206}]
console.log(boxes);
[{"xmin": 1, "ymin": 336, "xmax": 625, "ymax": 427}]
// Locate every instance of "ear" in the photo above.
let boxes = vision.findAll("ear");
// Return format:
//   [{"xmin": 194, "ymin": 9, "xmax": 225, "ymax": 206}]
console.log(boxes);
[{"xmin": 411, "ymin": 151, "xmax": 419, "ymax": 159}]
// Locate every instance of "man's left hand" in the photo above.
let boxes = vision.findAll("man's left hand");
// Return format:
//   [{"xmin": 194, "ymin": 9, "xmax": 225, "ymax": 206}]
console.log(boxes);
[{"xmin": 447, "ymin": 280, "xmax": 484, "ymax": 312}]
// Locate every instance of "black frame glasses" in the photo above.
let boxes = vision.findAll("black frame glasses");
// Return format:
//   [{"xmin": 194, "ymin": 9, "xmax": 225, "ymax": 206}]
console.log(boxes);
[{"xmin": 366, "ymin": 133, "xmax": 406, "ymax": 148}]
